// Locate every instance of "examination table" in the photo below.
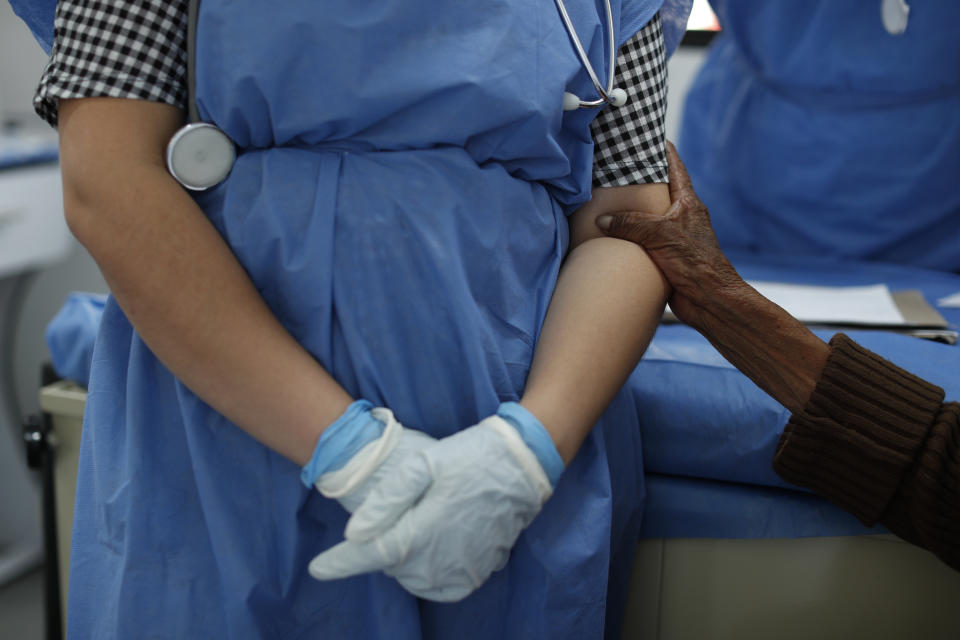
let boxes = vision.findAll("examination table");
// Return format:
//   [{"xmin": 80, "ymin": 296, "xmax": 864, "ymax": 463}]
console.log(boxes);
[
  {"xmin": 39, "ymin": 254, "xmax": 960, "ymax": 639},
  {"xmin": 618, "ymin": 252, "xmax": 960, "ymax": 639}
]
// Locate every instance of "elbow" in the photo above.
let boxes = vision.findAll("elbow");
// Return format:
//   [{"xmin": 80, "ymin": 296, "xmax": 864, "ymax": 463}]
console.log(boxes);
[
  {"xmin": 568, "ymin": 208, "xmax": 617, "ymax": 250},
  {"xmin": 60, "ymin": 168, "xmax": 141, "ymax": 268},
  {"xmin": 62, "ymin": 188, "xmax": 93, "ymax": 245},
  {"xmin": 59, "ymin": 137, "xmax": 113, "ymax": 250},
  {"xmin": 568, "ymin": 235, "xmax": 655, "ymax": 265},
  {"xmin": 568, "ymin": 183, "xmax": 671, "ymax": 250},
  {"xmin": 59, "ymin": 153, "xmax": 157, "ymax": 258},
  {"xmin": 61, "ymin": 177, "xmax": 111, "ymax": 254},
  {"xmin": 55, "ymin": 97, "xmax": 189, "ymax": 259}
]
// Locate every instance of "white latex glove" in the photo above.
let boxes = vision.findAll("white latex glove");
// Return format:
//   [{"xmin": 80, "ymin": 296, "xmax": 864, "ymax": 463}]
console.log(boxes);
[
  {"xmin": 313, "ymin": 407, "xmax": 436, "ymax": 513},
  {"xmin": 308, "ymin": 414, "xmax": 553, "ymax": 601}
]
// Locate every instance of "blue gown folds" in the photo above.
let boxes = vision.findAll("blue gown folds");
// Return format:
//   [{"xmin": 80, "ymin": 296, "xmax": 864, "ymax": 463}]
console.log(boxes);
[
  {"xmin": 679, "ymin": 1, "xmax": 960, "ymax": 271},
  {"xmin": 45, "ymin": 292, "xmax": 107, "ymax": 388},
  {"xmin": 9, "ymin": 0, "xmax": 692, "ymax": 637}
]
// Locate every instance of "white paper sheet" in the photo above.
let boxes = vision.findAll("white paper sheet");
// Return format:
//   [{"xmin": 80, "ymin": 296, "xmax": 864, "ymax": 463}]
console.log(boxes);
[
  {"xmin": 746, "ymin": 281, "xmax": 906, "ymax": 326},
  {"xmin": 937, "ymin": 291, "xmax": 960, "ymax": 309}
]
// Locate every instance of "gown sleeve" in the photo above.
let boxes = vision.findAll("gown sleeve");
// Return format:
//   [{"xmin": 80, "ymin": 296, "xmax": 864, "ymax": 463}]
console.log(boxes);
[
  {"xmin": 590, "ymin": 12, "xmax": 669, "ymax": 187},
  {"xmin": 774, "ymin": 333, "xmax": 960, "ymax": 572},
  {"xmin": 33, "ymin": 0, "xmax": 188, "ymax": 127}
]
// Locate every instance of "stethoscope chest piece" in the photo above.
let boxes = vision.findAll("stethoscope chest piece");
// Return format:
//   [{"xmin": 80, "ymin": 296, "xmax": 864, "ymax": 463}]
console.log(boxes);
[{"xmin": 166, "ymin": 122, "xmax": 236, "ymax": 191}]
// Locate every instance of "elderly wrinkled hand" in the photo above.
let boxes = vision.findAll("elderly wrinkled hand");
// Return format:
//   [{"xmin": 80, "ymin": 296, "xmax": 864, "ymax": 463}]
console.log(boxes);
[
  {"xmin": 595, "ymin": 141, "xmax": 743, "ymax": 329},
  {"xmin": 307, "ymin": 404, "xmax": 561, "ymax": 602}
]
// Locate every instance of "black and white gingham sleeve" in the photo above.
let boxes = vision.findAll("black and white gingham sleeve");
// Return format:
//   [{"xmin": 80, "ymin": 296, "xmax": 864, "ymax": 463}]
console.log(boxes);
[
  {"xmin": 34, "ymin": 0, "xmax": 188, "ymax": 127},
  {"xmin": 591, "ymin": 13, "xmax": 668, "ymax": 186}
]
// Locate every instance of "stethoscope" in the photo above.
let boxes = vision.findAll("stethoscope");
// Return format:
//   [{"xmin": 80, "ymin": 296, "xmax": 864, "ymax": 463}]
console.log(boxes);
[
  {"xmin": 165, "ymin": 0, "xmax": 234, "ymax": 191},
  {"xmin": 166, "ymin": 0, "xmax": 627, "ymax": 191},
  {"xmin": 555, "ymin": 0, "xmax": 629, "ymax": 111}
]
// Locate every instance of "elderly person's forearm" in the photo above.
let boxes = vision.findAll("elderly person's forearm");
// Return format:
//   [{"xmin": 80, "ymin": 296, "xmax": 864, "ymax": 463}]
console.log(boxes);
[{"xmin": 691, "ymin": 279, "xmax": 829, "ymax": 414}]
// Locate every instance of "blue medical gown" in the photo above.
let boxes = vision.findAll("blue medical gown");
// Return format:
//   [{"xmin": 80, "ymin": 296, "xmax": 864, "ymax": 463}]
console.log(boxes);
[
  {"xmin": 44, "ymin": 0, "xmax": 683, "ymax": 638},
  {"xmin": 679, "ymin": 1, "xmax": 960, "ymax": 271}
]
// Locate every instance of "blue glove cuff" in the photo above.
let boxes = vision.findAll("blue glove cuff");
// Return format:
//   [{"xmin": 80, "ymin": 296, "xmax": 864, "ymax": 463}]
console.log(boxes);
[
  {"xmin": 497, "ymin": 402, "xmax": 564, "ymax": 487},
  {"xmin": 300, "ymin": 400, "xmax": 385, "ymax": 488}
]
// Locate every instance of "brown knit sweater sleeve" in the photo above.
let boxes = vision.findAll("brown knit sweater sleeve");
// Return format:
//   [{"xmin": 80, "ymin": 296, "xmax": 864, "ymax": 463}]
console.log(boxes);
[{"xmin": 773, "ymin": 333, "xmax": 960, "ymax": 571}]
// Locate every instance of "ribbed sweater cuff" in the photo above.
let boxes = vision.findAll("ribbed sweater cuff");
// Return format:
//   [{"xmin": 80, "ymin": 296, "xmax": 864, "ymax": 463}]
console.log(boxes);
[{"xmin": 773, "ymin": 333, "xmax": 945, "ymax": 526}]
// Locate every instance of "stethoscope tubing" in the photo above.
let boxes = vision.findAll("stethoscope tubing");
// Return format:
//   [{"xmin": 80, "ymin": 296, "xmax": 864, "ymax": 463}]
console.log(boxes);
[
  {"xmin": 552, "ymin": 0, "xmax": 619, "ymax": 108},
  {"xmin": 186, "ymin": 0, "xmax": 201, "ymax": 124},
  {"xmin": 167, "ymin": 0, "xmax": 624, "ymax": 190}
]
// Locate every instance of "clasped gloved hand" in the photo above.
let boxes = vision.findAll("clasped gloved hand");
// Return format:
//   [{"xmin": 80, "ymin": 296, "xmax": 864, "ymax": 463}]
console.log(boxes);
[
  {"xmin": 308, "ymin": 402, "xmax": 565, "ymax": 601},
  {"xmin": 301, "ymin": 400, "xmax": 436, "ymax": 513}
]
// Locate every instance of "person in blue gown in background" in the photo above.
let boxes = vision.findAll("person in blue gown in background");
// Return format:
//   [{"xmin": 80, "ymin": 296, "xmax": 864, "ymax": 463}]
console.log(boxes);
[{"xmin": 679, "ymin": 1, "xmax": 960, "ymax": 271}]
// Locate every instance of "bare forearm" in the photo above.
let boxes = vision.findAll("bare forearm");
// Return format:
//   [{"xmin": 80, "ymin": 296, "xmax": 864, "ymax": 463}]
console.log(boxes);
[
  {"xmin": 521, "ymin": 184, "xmax": 670, "ymax": 463},
  {"xmin": 60, "ymin": 99, "xmax": 351, "ymax": 466},
  {"xmin": 78, "ymin": 175, "xmax": 351, "ymax": 465},
  {"xmin": 520, "ymin": 238, "xmax": 667, "ymax": 462}
]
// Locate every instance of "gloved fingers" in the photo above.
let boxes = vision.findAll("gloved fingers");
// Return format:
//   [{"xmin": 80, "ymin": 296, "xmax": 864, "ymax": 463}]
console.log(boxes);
[
  {"xmin": 308, "ymin": 539, "xmax": 394, "ymax": 581},
  {"xmin": 388, "ymin": 541, "xmax": 493, "ymax": 602},
  {"xmin": 345, "ymin": 452, "xmax": 433, "ymax": 542},
  {"xmin": 311, "ymin": 508, "xmax": 421, "ymax": 581},
  {"xmin": 383, "ymin": 537, "xmax": 482, "ymax": 602}
]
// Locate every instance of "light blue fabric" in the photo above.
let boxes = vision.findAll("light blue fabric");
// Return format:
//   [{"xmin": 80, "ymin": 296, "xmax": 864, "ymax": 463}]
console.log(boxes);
[
  {"xmin": 659, "ymin": 0, "xmax": 694, "ymax": 55},
  {"xmin": 5, "ymin": 0, "xmax": 689, "ymax": 59},
  {"xmin": 630, "ymin": 251, "xmax": 960, "ymax": 538},
  {"xmin": 44, "ymin": 292, "xmax": 107, "ymax": 388},
  {"xmin": 497, "ymin": 401, "xmax": 564, "ymax": 487},
  {"xmin": 60, "ymin": 2, "xmax": 678, "ymax": 639},
  {"xmin": 7, "ymin": 0, "xmax": 56, "ymax": 53},
  {"xmin": 300, "ymin": 400, "xmax": 384, "ymax": 487},
  {"xmin": 679, "ymin": 1, "xmax": 960, "ymax": 271}
]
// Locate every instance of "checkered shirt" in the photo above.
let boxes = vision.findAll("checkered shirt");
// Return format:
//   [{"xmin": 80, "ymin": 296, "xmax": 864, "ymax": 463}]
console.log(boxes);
[
  {"xmin": 34, "ymin": 0, "xmax": 667, "ymax": 186},
  {"xmin": 592, "ymin": 13, "xmax": 668, "ymax": 186}
]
